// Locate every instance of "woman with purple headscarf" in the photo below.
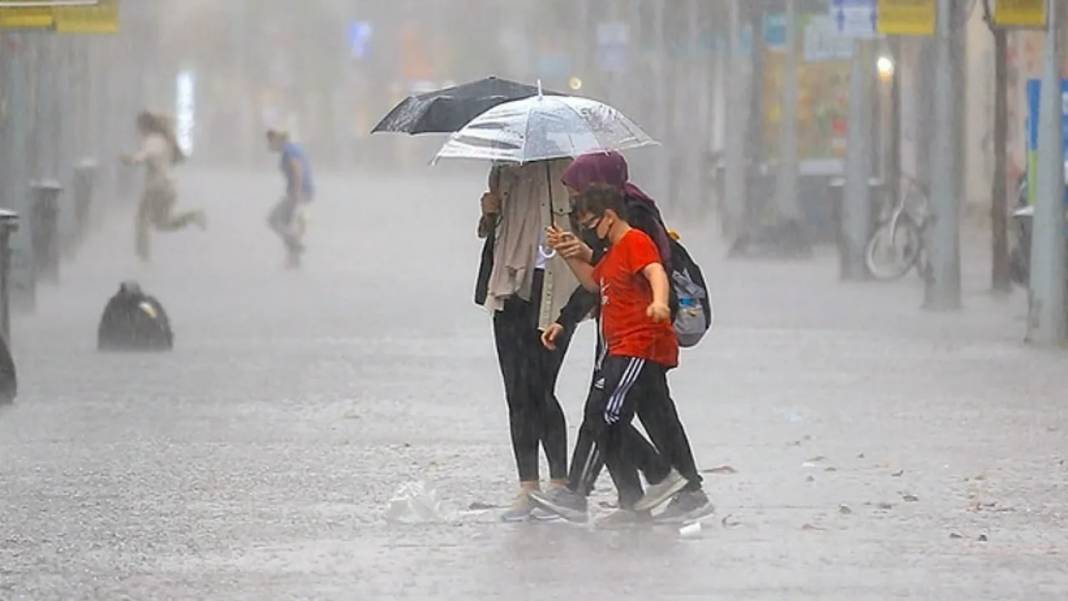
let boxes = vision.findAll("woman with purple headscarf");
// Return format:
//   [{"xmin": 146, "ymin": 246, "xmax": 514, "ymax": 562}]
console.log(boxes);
[{"xmin": 530, "ymin": 151, "xmax": 712, "ymax": 524}]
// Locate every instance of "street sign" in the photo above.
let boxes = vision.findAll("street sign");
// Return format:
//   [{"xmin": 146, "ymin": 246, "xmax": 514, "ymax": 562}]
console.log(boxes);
[
  {"xmin": 830, "ymin": 0, "xmax": 878, "ymax": 39},
  {"xmin": 805, "ymin": 14, "xmax": 854, "ymax": 61},
  {"xmin": 0, "ymin": 3, "xmax": 52, "ymax": 29},
  {"xmin": 347, "ymin": 20, "xmax": 373, "ymax": 60},
  {"xmin": 596, "ymin": 21, "xmax": 628, "ymax": 74},
  {"xmin": 995, "ymin": 0, "xmax": 1046, "ymax": 28},
  {"xmin": 53, "ymin": 0, "xmax": 117, "ymax": 33},
  {"xmin": 1025, "ymin": 78, "xmax": 1068, "ymax": 205},
  {"xmin": 0, "ymin": 1, "xmax": 117, "ymax": 33},
  {"xmin": 765, "ymin": 12, "xmax": 787, "ymax": 47},
  {"xmin": 877, "ymin": 0, "xmax": 936, "ymax": 36}
]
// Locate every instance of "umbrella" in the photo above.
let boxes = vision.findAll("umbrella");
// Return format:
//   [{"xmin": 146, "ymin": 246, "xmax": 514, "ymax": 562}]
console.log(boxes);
[
  {"xmin": 432, "ymin": 94, "xmax": 657, "ymax": 164},
  {"xmin": 371, "ymin": 76, "xmax": 562, "ymax": 135}
]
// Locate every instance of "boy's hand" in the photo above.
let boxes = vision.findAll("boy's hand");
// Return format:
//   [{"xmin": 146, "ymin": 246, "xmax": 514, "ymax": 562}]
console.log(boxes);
[
  {"xmin": 646, "ymin": 302, "xmax": 671, "ymax": 323},
  {"xmin": 541, "ymin": 323, "xmax": 566, "ymax": 350},
  {"xmin": 547, "ymin": 227, "xmax": 593, "ymax": 262},
  {"xmin": 480, "ymin": 192, "xmax": 501, "ymax": 216}
]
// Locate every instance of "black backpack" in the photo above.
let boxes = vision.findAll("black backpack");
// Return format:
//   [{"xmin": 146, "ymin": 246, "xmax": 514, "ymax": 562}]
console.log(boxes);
[
  {"xmin": 625, "ymin": 198, "xmax": 712, "ymax": 347},
  {"xmin": 98, "ymin": 283, "xmax": 174, "ymax": 352},
  {"xmin": 667, "ymin": 236, "xmax": 712, "ymax": 347}
]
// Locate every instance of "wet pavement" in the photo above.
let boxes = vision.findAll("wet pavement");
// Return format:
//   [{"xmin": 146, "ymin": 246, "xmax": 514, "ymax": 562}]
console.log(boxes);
[{"xmin": 2, "ymin": 169, "xmax": 1066, "ymax": 600}]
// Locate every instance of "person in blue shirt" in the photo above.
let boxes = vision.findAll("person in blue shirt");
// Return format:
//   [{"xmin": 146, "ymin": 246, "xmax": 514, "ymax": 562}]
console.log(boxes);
[{"xmin": 266, "ymin": 129, "xmax": 315, "ymax": 268}]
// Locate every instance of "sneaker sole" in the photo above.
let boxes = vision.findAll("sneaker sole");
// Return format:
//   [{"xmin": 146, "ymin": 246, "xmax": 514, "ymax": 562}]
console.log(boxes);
[
  {"xmin": 499, "ymin": 511, "xmax": 533, "ymax": 523},
  {"xmin": 529, "ymin": 509, "xmax": 564, "ymax": 522},
  {"xmin": 596, "ymin": 513, "xmax": 653, "ymax": 530},
  {"xmin": 633, "ymin": 475, "xmax": 690, "ymax": 512},
  {"xmin": 654, "ymin": 503, "xmax": 716, "ymax": 525},
  {"xmin": 528, "ymin": 492, "xmax": 589, "ymax": 524}
]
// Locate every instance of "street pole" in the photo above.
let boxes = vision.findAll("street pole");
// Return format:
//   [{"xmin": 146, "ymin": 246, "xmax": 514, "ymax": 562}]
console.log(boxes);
[
  {"xmin": 842, "ymin": 40, "xmax": 875, "ymax": 280},
  {"xmin": 924, "ymin": 0, "xmax": 963, "ymax": 310},
  {"xmin": 652, "ymin": 0, "xmax": 670, "ymax": 203},
  {"xmin": 723, "ymin": 0, "xmax": 749, "ymax": 240},
  {"xmin": 1027, "ymin": 0, "xmax": 1066, "ymax": 344},
  {"xmin": 686, "ymin": 0, "xmax": 703, "ymax": 216},
  {"xmin": 775, "ymin": 0, "xmax": 802, "ymax": 227},
  {"xmin": 991, "ymin": 18, "xmax": 1011, "ymax": 293}
]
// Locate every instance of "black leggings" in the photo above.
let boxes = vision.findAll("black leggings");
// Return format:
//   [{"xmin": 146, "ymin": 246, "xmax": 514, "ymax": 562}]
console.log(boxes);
[{"xmin": 492, "ymin": 278, "xmax": 573, "ymax": 482}]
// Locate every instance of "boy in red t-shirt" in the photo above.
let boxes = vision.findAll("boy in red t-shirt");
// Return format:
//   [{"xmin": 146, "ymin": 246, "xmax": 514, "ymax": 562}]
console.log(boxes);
[{"xmin": 533, "ymin": 184, "xmax": 695, "ymax": 524}]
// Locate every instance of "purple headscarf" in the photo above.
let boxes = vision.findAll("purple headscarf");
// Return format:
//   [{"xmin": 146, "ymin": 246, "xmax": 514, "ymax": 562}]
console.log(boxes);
[{"xmin": 561, "ymin": 151, "xmax": 671, "ymax": 263}]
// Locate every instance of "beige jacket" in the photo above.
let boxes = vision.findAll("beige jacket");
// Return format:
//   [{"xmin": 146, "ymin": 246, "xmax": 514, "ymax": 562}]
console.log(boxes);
[{"xmin": 481, "ymin": 159, "xmax": 578, "ymax": 330}]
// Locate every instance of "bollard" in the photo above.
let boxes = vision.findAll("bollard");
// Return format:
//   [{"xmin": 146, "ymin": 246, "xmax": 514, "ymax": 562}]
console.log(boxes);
[
  {"xmin": 69, "ymin": 159, "xmax": 98, "ymax": 254},
  {"xmin": 29, "ymin": 180, "xmax": 62, "ymax": 285},
  {"xmin": 0, "ymin": 209, "xmax": 18, "ymax": 344}
]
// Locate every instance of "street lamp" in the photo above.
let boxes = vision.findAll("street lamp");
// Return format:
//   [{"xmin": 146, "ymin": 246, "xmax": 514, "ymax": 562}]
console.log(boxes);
[{"xmin": 876, "ymin": 55, "xmax": 895, "ymax": 80}]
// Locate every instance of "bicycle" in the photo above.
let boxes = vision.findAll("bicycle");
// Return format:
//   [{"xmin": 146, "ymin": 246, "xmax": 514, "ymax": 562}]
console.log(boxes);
[{"xmin": 865, "ymin": 176, "xmax": 931, "ymax": 281}]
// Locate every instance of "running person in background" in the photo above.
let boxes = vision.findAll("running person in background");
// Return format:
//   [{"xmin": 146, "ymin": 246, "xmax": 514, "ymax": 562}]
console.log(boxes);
[
  {"xmin": 266, "ymin": 129, "xmax": 315, "ymax": 268},
  {"xmin": 122, "ymin": 111, "xmax": 206, "ymax": 262}
]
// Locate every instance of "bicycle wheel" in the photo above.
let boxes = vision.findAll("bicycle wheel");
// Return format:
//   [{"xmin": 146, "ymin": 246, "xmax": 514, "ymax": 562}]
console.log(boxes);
[{"xmin": 865, "ymin": 218, "xmax": 922, "ymax": 280}]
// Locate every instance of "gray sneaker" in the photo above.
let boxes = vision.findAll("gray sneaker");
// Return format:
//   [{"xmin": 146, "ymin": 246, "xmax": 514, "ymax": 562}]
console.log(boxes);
[
  {"xmin": 633, "ymin": 468, "xmax": 689, "ymax": 512},
  {"xmin": 595, "ymin": 508, "xmax": 652, "ymax": 529},
  {"xmin": 655, "ymin": 489, "xmax": 714, "ymax": 524},
  {"xmin": 529, "ymin": 487, "xmax": 589, "ymax": 523},
  {"xmin": 499, "ymin": 491, "xmax": 536, "ymax": 523}
]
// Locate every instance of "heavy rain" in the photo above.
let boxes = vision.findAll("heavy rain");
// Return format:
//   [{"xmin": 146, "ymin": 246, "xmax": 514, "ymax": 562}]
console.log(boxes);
[{"xmin": 1, "ymin": 1, "xmax": 1067, "ymax": 599}]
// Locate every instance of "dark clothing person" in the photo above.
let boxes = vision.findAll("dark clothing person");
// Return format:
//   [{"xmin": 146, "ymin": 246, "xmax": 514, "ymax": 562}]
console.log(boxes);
[
  {"xmin": 98, "ymin": 281, "xmax": 174, "ymax": 352},
  {"xmin": 553, "ymin": 154, "xmax": 706, "ymax": 496}
]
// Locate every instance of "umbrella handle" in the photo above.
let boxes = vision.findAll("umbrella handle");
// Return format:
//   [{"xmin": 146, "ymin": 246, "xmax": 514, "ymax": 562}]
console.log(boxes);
[{"xmin": 546, "ymin": 161, "xmax": 557, "ymax": 229}]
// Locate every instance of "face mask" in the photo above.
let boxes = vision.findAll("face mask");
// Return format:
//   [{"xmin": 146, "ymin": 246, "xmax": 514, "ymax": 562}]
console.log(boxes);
[{"xmin": 579, "ymin": 227, "xmax": 605, "ymax": 251}]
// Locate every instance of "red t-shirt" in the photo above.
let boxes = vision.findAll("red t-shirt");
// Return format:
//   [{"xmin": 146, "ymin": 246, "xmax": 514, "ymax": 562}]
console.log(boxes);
[{"xmin": 592, "ymin": 229, "xmax": 679, "ymax": 368}]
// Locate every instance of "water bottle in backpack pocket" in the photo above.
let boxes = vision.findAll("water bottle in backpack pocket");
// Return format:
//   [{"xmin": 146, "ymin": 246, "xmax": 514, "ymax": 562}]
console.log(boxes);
[{"xmin": 668, "ymin": 238, "xmax": 713, "ymax": 348}]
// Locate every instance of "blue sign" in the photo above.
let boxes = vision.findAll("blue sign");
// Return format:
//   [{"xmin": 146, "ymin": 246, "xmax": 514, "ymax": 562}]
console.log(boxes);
[
  {"xmin": 831, "ymin": 0, "xmax": 877, "ymax": 38},
  {"xmin": 348, "ymin": 21, "xmax": 373, "ymax": 60},
  {"xmin": 1025, "ymin": 78, "xmax": 1068, "ymax": 204},
  {"xmin": 764, "ymin": 13, "xmax": 787, "ymax": 48}
]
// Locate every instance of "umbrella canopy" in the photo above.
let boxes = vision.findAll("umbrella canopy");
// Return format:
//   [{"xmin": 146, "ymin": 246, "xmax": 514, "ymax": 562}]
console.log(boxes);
[
  {"xmin": 433, "ymin": 95, "xmax": 657, "ymax": 164},
  {"xmin": 371, "ymin": 76, "xmax": 561, "ymax": 135}
]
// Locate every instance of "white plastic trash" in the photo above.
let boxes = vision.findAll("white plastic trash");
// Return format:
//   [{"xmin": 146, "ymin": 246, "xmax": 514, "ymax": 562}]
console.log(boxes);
[
  {"xmin": 679, "ymin": 521, "xmax": 702, "ymax": 539},
  {"xmin": 385, "ymin": 481, "xmax": 447, "ymax": 523}
]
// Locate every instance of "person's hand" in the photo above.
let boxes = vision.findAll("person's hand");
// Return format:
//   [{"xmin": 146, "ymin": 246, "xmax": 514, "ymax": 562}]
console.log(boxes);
[
  {"xmin": 646, "ymin": 302, "xmax": 671, "ymax": 323},
  {"xmin": 481, "ymin": 192, "xmax": 501, "ymax": 216},
  {"xmin": 541, "ymin": 322, "xmax": 566, "ymax": 350},
  {"xmin": 547, "ymin": 226, "xmax": 593, "ymax": 262}
]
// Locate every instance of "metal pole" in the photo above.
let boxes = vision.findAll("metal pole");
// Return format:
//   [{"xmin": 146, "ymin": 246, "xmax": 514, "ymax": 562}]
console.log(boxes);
[
  {"xmin": 991, "ymin": 20, "xmax": 1011, "ymax": 292},
  {"xmin": 652, "ymin": 0, "xmax": 670, "ymax": 203},
  {"xmin": 4, "ymin": 32, "xmax": 36, "ymax": 311},
  {"xmin": 775, "ymin": 0, "xmax": 802, "ymax": 225},
  {"xmin": 1027, "ymin": 0, "xmax": 1066, "ymax": 344},
  {"xmin": 842, "ymin": 40, "xmax": 875, "ymax": 280},
  {"xmin": 686, "ymin": 0, "xmax": 703, "ymax": 215},
  {"xmin": 924, "ymin": 0, "xmax": 963, "ymax": 310},
  {"xmin": 723, "ymin": 0, "xmax": 749, "ymax": 239}
]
